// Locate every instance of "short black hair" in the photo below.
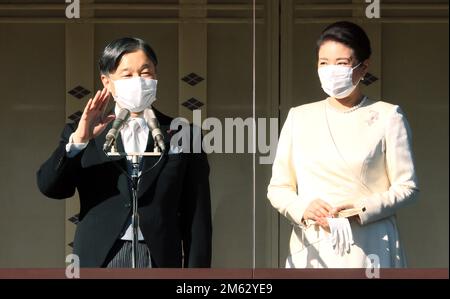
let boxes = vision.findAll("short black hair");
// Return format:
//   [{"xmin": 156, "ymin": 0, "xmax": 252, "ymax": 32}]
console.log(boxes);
[
  {"xmin": 99, "ymin": 37, "xmax": 158, "ymax": 75},
  {"xmin": 316, "ymin": 21, "xmax": 372, "ymax": 64}
]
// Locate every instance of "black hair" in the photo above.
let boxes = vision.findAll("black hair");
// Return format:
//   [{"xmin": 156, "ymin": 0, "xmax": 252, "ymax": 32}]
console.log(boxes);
[
  {"xmin": 98, "ymin": 37, "xmax": 158, "ymax": 75},
  {"xmin": 316, "ymin": 21, "xmax": 372, "ymax": 64}
]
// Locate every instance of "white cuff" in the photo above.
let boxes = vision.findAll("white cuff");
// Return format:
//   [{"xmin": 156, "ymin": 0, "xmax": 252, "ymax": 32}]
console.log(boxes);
[{"xmin": 65, "ymin": 133, "xmax": 88, "ymax": 158}]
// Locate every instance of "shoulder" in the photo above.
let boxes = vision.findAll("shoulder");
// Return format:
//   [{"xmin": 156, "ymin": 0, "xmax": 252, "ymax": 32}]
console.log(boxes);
[
  {"xmin": 152, "ymin": 106, "xmax": 174, "ymax": 126},
  {"xmin": 363, "ymin": 99, "xmax": 413, "ymax": 137},
  {"xmin": 365, "ymin": 98, "xmax": 399, "ymax": 113},
  {"xmin": 364, "ymin": 98, "xmax": 409, "ymax": 122},
  {"xmin": 288, "ymin": 99, "xmax": 327, "ymax": 119},
  {"xmin": 151, "ymin": 106, "xmax": 204, "ymax": 141}
]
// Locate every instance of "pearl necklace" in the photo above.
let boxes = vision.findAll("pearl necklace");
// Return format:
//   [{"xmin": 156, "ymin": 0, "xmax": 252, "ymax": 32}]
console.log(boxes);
[{"xmin": 327, "ymin": 96, "xmax": 367, "ymax": 114}]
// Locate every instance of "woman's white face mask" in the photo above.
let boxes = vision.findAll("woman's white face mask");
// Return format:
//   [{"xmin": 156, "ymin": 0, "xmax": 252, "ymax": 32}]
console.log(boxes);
[
  {"xmin": 112, "ymin": 77, "xmax": 157, "ymax": 112},
  {"xmin": 318, "ymin": 63, "xmax": 362, "ymax": 99}
]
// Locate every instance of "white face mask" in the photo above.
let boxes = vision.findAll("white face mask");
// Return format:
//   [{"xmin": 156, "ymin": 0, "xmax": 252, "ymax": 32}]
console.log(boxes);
[
  {"xmin": 318, "ymin": 63, "xmax": 362, "ymax": 99},
  {"xmin": 112, "ymin": 77, "xmax": 157, "ymax": 113}
]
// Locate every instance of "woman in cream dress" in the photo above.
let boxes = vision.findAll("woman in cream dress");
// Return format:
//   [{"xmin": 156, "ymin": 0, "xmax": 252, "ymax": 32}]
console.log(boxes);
[{"xmin": 267, "ymin": 22, "xmax": 419, "ymax": 268}]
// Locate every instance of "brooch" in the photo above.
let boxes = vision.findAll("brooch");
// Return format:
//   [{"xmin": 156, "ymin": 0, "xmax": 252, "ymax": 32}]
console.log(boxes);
[{"xmin": 366, "ymin": 110, "xmax": 379, "ymax": 126}]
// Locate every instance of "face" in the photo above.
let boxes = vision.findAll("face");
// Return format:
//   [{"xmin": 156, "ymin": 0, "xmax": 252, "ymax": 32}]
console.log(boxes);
[
  {"xmin": 101, "ymin": 49, "xmax": 157, "ymax": 97},
  {"xmin": 317, "ymin": 40, "xmax": 368, "ymax": 85}
]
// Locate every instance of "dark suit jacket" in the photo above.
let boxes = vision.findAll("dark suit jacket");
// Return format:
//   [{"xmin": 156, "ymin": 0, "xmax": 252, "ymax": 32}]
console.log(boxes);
[{"xmin": 36, "ymin": 108, "xmax": 212, "ymax": 268}]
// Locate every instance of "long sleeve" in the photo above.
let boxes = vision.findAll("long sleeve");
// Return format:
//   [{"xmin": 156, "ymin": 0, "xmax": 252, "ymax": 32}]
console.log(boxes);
[
  {"xmin": 180, "ymin": 126, "xmax": 212, "ymax": 267},
  {"xmin": 65, "ymin": 132, "xmax": 88, "ymax": 157},
  {"xmin": 36, "ymin": 122, "xmax": 84, "ymax": 199},
  {"xmin": 357, "ymin": 106, "xmax": 419, "ymax": 225},
  {"xmin": 267, "ymin": 109, "xmax": 307, "ymax": 226}
]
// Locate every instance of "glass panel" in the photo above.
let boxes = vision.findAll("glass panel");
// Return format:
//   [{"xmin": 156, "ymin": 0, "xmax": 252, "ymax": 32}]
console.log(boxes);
[
  {"xmin": 205, "ymin": 0, "xmax": 256, "ymax": 268},
  {"xmin": 0, "ymin": 24, "xmax": 67, "ymax": 267}
]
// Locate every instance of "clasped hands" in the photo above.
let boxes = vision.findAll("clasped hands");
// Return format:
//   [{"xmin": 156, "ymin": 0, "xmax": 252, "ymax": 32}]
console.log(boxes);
[{"xmin": 302, "ymin": 199, "xmax": 355, "ymax": 256}]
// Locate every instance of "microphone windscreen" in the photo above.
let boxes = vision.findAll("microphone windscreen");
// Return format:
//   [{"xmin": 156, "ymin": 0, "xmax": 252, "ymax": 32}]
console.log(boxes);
[{"xmin": 117, "ymin": 108, "xmax": 131, "ymax": 121}]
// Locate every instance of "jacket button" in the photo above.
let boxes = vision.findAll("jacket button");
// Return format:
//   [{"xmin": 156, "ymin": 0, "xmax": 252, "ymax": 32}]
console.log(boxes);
[{"xmin": 125, "ymin": 203, "xmax": 131, "ymax": 208}]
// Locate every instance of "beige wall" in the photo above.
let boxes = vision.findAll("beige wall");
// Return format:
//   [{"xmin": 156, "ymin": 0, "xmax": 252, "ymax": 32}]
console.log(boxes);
[
  {"xmin": 382, "ymin": 24, "xmax": 449, "ymax": 267},
  {"xmin": 0, "ymin": 24, "xmax": 66, "ymax": 267},
  {"xmin": 207, "ymin": 23, "xmax": 254, "ymax": 267}
]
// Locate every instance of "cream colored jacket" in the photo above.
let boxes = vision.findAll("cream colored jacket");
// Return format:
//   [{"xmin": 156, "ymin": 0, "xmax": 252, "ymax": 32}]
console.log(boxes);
[{"xmin": 267, "ymin": 98, "xmax": 419, "ymax": 268}]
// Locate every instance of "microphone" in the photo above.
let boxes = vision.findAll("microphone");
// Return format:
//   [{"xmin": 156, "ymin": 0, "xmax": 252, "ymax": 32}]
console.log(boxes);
[
  {"xmin": 147, "ymin": 108, "xmax": 166, "ymax": 152},
  {"xmin": 103, "ymin": 108, "xmax": 131, "ymax": 152}
]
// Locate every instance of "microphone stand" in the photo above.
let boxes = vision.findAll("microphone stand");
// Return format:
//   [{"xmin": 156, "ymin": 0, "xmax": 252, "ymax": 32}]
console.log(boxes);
[
  {"xmin": 130, "ymin": 154, "xmax": 140, "ymax": 268},
  {"xmin": 105, "ymin": 144, "xmax": 162, "ymax": 268}
]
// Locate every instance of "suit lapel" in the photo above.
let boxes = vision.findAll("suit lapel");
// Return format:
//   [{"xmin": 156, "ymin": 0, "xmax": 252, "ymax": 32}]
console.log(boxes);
[
  {"xmin": 82, "ymin": 111, "xmax": 172, "ymax": 199},
  {"xmin": 76, "ymin": 121, "xmax": 131, "ymax": 203}
]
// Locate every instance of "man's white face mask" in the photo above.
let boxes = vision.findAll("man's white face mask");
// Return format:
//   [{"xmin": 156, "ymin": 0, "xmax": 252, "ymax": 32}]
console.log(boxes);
[
  {"xmin": 112, "ymin": 77, "xmax": 157, "ymax": 112},
  {"xmin": 318, "ymin": 63, "xmax": 362, "ymax": 99}
]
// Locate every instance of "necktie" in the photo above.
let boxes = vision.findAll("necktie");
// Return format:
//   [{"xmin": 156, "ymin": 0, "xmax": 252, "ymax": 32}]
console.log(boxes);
[{"xmin": 127, "ymin": 119, "xmax": 141, "ymax": 154}]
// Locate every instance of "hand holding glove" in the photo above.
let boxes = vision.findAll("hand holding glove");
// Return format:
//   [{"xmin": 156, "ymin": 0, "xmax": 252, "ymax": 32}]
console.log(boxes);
[{"xmin": 327, "ymin": 217, "xmax": 354, "ymax": 256}]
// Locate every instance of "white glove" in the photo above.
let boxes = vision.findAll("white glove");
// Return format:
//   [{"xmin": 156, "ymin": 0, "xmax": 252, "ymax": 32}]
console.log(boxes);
[{"xmin": 327, "ymin": 217, "xmax": 354, "ymax": 256}]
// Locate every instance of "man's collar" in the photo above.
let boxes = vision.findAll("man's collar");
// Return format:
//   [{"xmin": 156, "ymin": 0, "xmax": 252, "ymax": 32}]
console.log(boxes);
[{"xmin": 114, "ymin": 104, "xmax": 150, "ymax": 128}]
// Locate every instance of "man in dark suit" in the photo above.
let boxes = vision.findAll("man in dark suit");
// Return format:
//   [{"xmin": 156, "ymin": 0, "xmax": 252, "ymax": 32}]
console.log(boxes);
[{"xmin": 36, "ymin": 37, "xmax": 212, "ymax": 268}]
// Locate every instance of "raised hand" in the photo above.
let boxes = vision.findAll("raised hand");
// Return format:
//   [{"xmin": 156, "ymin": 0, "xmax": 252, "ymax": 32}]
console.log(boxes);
[{"xmin": 73, "ymin": 87, "xmax": 116, "ymax": 143}]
